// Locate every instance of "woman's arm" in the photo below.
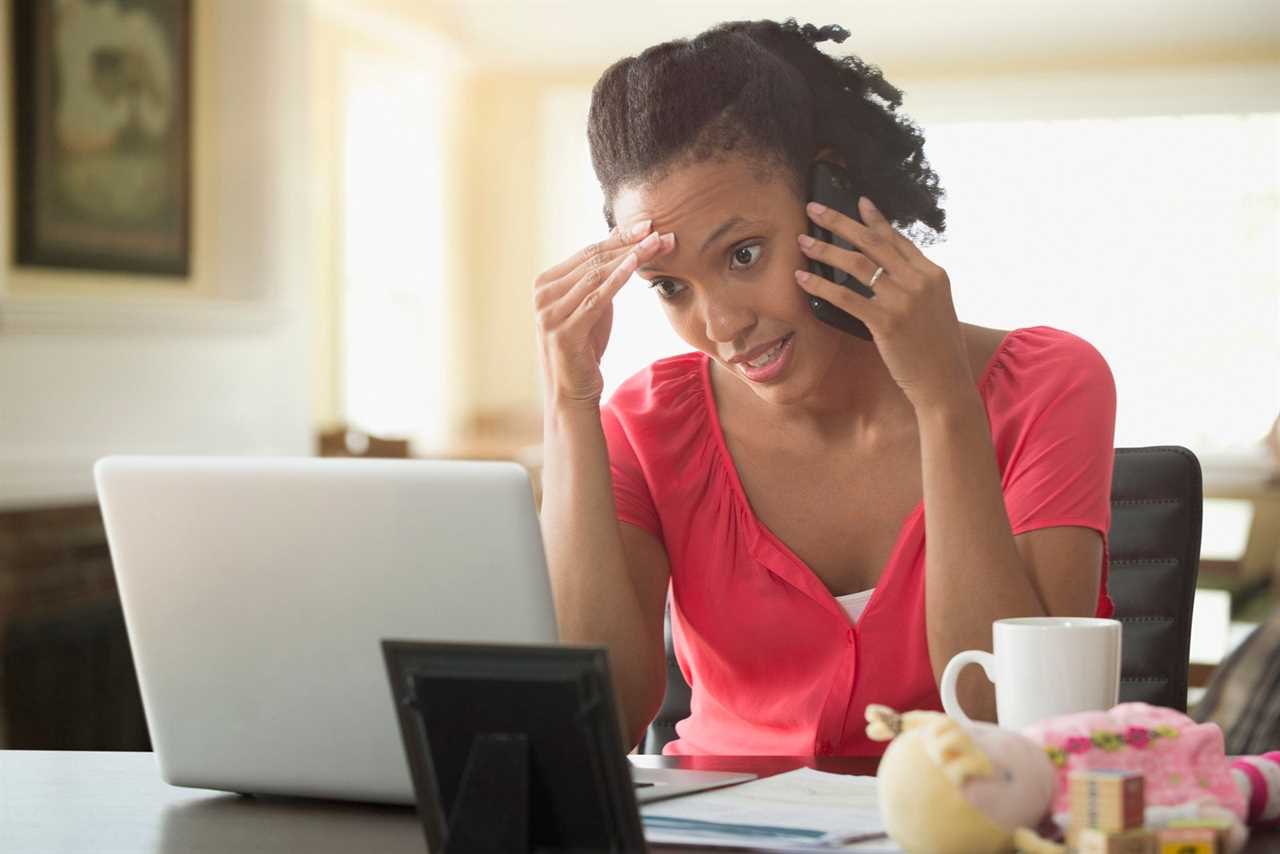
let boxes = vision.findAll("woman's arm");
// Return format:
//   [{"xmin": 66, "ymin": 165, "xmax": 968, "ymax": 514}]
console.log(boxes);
[
  {"xmin": 795, "ymin": 196, "xmax": 1107, "ymax": 723},
  {"xmin": 916, "ymin": 390, "xmax": 1102, "ymax": 722},
  {"xmin": 541, "ymin": 401, "xmax": 670, "ymax": 748},
  {"xmin": 532, "ymin": 222, "xmax": 676, "ymax": 748}
]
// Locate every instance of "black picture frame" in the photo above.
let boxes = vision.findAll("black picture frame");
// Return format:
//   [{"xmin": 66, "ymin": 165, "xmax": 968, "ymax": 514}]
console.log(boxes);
[
  {"xmin": 12, "ymin": 0, "xmax": 192, "ymax": 276},
  {"xmin": 381, "ymin": 640, "xmax": 645, "ymax": 853}
]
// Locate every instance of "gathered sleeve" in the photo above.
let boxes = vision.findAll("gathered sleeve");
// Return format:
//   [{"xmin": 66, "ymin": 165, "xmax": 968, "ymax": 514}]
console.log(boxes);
[
  {"xmin": 996, "ymin": 333, "xmax": 1117, "ymax": 536},
  {"xmin": 984, "ymin": 328, "xmax": 1118, "ymax": 615},
  {"xmin": 600, "ymin": 404, "xmax": 663, "ymax": 541}
]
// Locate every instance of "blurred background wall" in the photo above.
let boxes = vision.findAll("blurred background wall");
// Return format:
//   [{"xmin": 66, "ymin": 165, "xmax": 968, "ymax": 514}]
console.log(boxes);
[
  {"xmin": 2, "ymin": 0, "xmax": 1277, "ymax": 502},
  {"xmin": 0, "ymin": 0, "xmax": 316, "ymax": 509},
  {"xmin": 0, "ymin": 0, "xmax": 1276, "ymax": 747}
]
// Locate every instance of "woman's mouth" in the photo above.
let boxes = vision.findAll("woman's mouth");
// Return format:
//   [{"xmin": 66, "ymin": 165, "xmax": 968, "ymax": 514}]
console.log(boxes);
[{"xmin": 738, "ymin": 333, "xmax": 794, "ymax": 383}]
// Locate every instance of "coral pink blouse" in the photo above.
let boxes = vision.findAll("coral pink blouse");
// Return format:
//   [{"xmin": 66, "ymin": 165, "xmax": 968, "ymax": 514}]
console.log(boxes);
[{"xmin": 601, "ymin": 326, "xmax": 1117, "ymax": 757}]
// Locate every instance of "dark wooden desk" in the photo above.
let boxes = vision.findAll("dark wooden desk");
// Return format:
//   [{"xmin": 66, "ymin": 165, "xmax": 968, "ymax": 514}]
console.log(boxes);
[{"xmin": 3, "ymin": 751, "xmax": 1274, "ymax": 852}]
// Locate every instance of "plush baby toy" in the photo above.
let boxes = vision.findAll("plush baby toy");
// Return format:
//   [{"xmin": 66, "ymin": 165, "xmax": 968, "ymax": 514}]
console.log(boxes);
[
  {"xmin": 868, "ymin": 702, "xmax": 1268, "ymax": 854},
  {"xmin": 1022, "ymin": 703, "xmax": 1250, "ymax": 851},
  {"xmin": 865, "ymin": 705, "xmax": 1064, "ymax": 854}
]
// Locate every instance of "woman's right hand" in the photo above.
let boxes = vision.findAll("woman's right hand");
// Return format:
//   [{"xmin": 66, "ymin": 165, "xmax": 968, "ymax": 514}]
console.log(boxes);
[{"xmin": 533, "ymin": 220, "xmax": 676, "ymax": 407}]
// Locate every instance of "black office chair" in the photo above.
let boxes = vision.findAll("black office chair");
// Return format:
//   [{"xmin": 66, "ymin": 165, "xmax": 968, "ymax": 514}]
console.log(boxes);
[{"xmin": 642, "ymin": 446, "xmax": 1202, "ymax": 754}]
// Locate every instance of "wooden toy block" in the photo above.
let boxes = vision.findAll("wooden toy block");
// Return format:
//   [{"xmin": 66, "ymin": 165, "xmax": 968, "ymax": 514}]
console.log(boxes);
[
  {"xmin": 1070, "ymin": 769, "xmax": 1146, "ymax": 833},
  {"xmin": 1156, "ymin": 826, "xmax": 1218, "ymax": 854},
  {"xmin": 1075, "ymin": 826, "xmax": 1157, "ymax": 854}
]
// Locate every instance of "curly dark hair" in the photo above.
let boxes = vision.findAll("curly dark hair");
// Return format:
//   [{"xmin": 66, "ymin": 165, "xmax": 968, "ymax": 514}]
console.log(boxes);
[{"xmin": 587, "ymin": 18, "xmax": 946, "ymax": 244}]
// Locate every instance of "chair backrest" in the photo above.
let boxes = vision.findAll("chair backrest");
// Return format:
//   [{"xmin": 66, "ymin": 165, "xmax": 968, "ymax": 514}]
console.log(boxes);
[
  {"xmin": 1108, "ymin": 446, "xmax": 1202, "ymax": 709},
  {"xmin": 642, "ymin": 446, "xmax": 1202, "ymax": 754},
  {"xmin": 644, "ymin": 601, "xmax": 692, "ymax": 754}
]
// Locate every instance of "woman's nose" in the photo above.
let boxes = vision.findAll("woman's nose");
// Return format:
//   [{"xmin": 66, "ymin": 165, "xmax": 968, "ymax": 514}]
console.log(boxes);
[{"xmin": 701, "ymin": 288, "xmax": 756, "ymax": 345}]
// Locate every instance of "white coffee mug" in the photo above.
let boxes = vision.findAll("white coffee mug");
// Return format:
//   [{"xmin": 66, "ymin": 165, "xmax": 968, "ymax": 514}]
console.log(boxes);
[{"xmin": 940, "ymin": 617, "xmax": 1122, "ymax": 730}]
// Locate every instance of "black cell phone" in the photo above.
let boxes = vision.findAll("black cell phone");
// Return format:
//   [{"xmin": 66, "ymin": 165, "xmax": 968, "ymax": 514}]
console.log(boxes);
[{"xmin": 807, "ymin": 160, "xmax": 875, "ymax": 340}]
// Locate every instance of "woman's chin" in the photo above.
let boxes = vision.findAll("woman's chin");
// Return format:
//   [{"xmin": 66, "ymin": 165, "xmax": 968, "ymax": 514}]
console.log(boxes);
[{"xmin": 736, "ymin": 367, "xmax": 813, "ymax": 408}]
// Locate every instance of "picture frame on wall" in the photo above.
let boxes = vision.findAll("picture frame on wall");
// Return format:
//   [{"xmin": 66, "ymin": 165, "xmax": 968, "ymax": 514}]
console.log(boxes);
[{"xmin": 12, "ymin": 0, "xmax": 192, "ymax": 277}]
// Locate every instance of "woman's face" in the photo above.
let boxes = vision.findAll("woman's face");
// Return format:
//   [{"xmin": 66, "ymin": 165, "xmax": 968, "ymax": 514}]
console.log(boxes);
[{"xmin": 611, "ymin": 156, "xmax": 854, "ymax": 409}]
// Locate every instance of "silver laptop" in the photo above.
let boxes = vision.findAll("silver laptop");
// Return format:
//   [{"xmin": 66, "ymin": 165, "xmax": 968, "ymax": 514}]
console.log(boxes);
[{"xmin": 95, "ymin": 456, "xmax": 751, "ymax": 805}]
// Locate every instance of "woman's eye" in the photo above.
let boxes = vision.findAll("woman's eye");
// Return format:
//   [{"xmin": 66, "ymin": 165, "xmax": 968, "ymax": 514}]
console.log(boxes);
[
  {"xmin": 649, "ymin": 279, "xmax": 683, "ymax": 300},
  {"xmin": 731, "ymin": 244, "xmax": 762, "ymax": 269},
  {"xmin": 647, "ymin": 244, "xmax": 760, "ymax": 301}
]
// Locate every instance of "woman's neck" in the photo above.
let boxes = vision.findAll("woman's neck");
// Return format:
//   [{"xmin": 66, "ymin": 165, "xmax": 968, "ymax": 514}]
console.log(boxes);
[{"xmin": 710, "ymin": 340, "xmax": 914, "ymax": 452}]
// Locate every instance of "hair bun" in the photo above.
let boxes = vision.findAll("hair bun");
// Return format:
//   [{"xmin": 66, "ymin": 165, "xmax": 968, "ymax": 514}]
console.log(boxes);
[{"xmin": 799, "ymin": 22, "xmax": 850, "ymax": 45}]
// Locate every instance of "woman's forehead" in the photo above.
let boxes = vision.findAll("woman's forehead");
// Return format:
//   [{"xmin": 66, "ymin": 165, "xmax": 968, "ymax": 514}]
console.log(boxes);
[{"xmin": 612, "ymin": 158, "xmax": 795, "ymax": 235}]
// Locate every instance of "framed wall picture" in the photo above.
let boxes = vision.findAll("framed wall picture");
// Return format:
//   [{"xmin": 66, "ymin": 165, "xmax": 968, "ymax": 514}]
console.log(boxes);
[{"xmin": 12, "ymin": 0, "xmax": 192, "ymax": 277}]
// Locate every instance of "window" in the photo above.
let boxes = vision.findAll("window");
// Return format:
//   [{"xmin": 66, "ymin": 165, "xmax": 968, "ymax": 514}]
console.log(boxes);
[
  {"xmin": 341, "ymin": 52, "xmax": 455, "ymax": 447},
  {"xmin": 921, "ymin": 113, "xmax": 1279, "ymax": 452}
]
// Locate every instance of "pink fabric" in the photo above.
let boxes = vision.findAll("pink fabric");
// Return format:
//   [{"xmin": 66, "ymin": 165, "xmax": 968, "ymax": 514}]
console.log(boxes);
[
  {"xmin": 1021, "ymin": 703, "xmax": 1248, "ymax": 820},
  {"xmin": 601, "ymin": 326, "xmax": 1117, "ymax": 756},
  {"xmin": 1231, "ymin": 753, "xmax": 1280, "ymax": 828},
  {"xmin": 1236, "ymin": 760, "xmax": 1269, "ymax": 823}
]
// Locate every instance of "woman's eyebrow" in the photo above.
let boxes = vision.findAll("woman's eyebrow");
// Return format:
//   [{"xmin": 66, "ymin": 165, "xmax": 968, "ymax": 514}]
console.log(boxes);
[
  {"xmin": 698, "ymin": 216, "xmax": 752, "ymax": 254},
  {"xmin": 637, "ymin": 216, "xmax": 764, "ymax": 274}
]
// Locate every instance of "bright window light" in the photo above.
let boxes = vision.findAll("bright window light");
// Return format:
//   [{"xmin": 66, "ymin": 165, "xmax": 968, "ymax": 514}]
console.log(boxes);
[
  {"xmin": 922, "ymin": 113, "xmax": 1279, "ymax": 452},
  {"xmin": 342, "ymin": 53, "xmax": 452, "ymax": 447}
]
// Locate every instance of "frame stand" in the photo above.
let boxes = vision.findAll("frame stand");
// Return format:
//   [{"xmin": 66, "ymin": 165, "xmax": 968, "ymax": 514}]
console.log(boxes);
[{"xmin": 443, "ymin": 732, "xmax": 529, "ymax": 853}]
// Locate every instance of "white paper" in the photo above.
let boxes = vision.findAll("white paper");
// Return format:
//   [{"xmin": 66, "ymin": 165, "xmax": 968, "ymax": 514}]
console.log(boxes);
[{"xmin": 641, "ymin": 767, "xmax": 898, "ymax": 850}]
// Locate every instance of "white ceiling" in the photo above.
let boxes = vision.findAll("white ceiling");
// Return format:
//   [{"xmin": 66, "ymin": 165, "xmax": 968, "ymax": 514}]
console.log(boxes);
[{"xmin": 421, "ymin": 0, "xmax": 1280, "ymax": 74}]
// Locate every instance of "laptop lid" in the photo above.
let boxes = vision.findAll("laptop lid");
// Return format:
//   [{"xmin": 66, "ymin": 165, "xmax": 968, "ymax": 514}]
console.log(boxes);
[{"xmin": 94, "ymin": 456, "xmax": 557, "ymax": 804}]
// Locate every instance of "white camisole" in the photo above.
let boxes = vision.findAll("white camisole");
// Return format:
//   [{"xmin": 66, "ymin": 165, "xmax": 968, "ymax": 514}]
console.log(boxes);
[{"xmin": 835, "ymin": 588, "xmax": 875, "ymax": 624}]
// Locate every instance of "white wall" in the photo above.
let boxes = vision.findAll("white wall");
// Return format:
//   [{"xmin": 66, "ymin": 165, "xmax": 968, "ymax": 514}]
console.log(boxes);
[{"xmin": 0, "ymin": 0, "xmax": 315, "ymax": 509}]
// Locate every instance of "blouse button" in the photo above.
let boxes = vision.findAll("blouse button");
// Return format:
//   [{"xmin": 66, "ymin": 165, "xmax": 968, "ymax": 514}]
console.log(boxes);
[{"xmin": 846, "ymin": 629, "xmax": 854, "ymax": 645}]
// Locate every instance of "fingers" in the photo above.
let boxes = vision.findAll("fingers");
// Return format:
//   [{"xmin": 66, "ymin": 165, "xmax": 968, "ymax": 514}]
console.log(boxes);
[
  {"xmin": 796, "ymin": 195, "xmax": 955, "ymax": 339},
  {"xmin": 794, "ymin": 267, "xmax": 889, "ymax": 332},
  {"xmin": 538, "ymin": 218, "xmax": 652, "ymax": 285},
  {"xmin": 805, "ymin": 199, "xmax": 912, "ymax": 277},
  {"xmin": 796, "ymin": 233, "xmax": 879, "ymax": 294},
  {"xmin": 534, "ymin": 225, "xmax": 663, "ymax": 315},
  {"xmin": 855, "ymin": 196, "xmax": 934, "ymax": 273},
  {"xmin": 543, "ymin": 231, "xmax": 673, "ymax": 329},
  {"xmin": 595, "ymin": 234, "xmax": 674, "ymax": 306},
  {"xmin": 535, "ymin": 242, "xmax": 623, "ymax": 313},
  {"xmin": 542, "ymin": 229, "xmax": 662, "ymax": 315},
  {"xmin": 532, "ymin": 219, "xmax": 671, "ymax": 404},
  {"xmin": 559, "ymin": 246, "xmax": 640, "ymax": 337}
]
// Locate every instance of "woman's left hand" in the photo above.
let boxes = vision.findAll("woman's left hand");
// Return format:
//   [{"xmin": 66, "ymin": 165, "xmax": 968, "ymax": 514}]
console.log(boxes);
[{"xmin": 795, "ymin": 197, "xmax": 974, "ymax": 413}]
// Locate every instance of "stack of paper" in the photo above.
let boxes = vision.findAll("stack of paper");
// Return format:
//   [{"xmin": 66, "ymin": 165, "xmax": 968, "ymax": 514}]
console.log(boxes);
[{"xmin": 640, "ymin": 767, "xmax": 902, "ymax": 852}]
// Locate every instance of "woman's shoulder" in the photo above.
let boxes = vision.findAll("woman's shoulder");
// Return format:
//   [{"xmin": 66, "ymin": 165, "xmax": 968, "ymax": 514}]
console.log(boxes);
[
  {"xmin": 978, "ymin": 326, "xmax": 1116, "ymax": 439},
  {"xmin": 603, "ymin": 351, "xmax": 707, "ymax": 422},
  {"xmin": 979, "ymin": 325, "xmax": 1113, "ymax": 392},
  {"xmin": 601, "ymin": 352, "xmax": 719, "ymax": 475}
]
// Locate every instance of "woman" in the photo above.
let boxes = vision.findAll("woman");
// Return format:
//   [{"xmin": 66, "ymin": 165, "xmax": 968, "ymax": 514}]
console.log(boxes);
[{"xmin": 533, "ymin": 19, "xmax": 1116, "ymax": 756}]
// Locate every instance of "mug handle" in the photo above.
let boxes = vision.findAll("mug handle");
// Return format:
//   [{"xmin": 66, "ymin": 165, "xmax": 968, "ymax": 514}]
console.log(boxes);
[{"xmin": 940, "ymin": 649, "xmax": 996, "ymax": 726}]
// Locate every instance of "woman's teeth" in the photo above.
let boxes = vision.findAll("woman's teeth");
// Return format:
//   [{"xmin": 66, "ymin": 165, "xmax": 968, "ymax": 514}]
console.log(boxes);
[{"xmin": 747, "ymin": 336, "xmax": 788, "ymax": 368}]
